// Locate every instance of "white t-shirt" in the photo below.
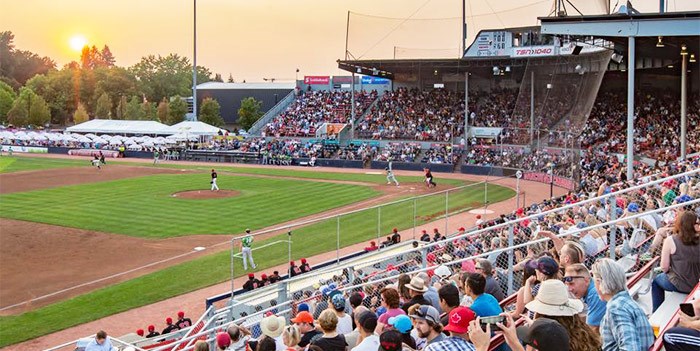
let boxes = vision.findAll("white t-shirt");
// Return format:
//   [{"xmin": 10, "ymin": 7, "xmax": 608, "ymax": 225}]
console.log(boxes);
[
  {"xmin": 336, "ymin": 314, "xmax": 353, "ymax": 335},
  {"xmin": 351, "ymin": 335, "xmax": 380, "ymax": 351}
]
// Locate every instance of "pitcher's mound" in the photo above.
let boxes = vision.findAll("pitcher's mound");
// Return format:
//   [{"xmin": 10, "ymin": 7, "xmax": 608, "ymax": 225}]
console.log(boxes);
[{"xmin": 172, "ymin": 190, "xmax": 240, "ymax": 199}]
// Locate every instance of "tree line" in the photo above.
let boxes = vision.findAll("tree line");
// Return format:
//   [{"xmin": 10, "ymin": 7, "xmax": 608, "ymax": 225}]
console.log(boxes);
[{"xmin": 0, "ymin": 31, "xmax": 226, "ymax": 127}]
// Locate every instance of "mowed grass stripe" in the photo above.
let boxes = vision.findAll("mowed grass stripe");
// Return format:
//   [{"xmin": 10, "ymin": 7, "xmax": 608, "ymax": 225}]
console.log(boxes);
[
  {"xmin": 0, "ymin": 173, "xmax": 382, "ymax": 237},
  {"xmin": 0, "ymin": 183, "xmax": 514, "ymax": 347}
]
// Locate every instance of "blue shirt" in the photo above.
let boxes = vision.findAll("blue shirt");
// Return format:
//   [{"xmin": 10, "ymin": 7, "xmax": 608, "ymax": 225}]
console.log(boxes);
[
  {"xmin": 84, "ymin": 338, "xmax": 113, "ymax": 351},
  {"xmin": 584, "ymin": 279, "xmax": 607, "ymax": 327},
  {"xmin": 424, "ymin": 336, "xmax": 476, "ymax": 351},
  {"xmin": 601, "ymin": 291, "xmax": 654, "ymax": 351},
  {"xmin": 469, "ymin": 293, "xmax": 502, "ymax": 317}
]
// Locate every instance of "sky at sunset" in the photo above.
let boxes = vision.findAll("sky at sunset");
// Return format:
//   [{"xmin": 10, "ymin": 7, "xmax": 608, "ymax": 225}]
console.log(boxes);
[{"xmin": 3, "ymin": 0, "xmax": 698, "ymax": 82}]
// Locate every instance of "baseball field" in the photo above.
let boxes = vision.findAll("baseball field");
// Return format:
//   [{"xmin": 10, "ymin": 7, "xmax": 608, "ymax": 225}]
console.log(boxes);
[{"xmin": 0, "ymin": 155, "xmax": 515, "ymax": 347}]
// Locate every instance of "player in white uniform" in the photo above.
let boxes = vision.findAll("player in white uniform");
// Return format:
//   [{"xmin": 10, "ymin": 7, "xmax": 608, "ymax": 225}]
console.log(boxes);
[
  {"xmin": 241, "ymin": 229, "xmax": 256, "ymax": 270},
  {"xmin": 385, "ymin": 161, "xmax": 399, "ymax": 186},
  {"xmin": 210, "ymin": 169, "xmax": 219, "ymax": 191},
  {"xmin": 91, "ymin": 155, "xmax": 102, "ymax": 170}
]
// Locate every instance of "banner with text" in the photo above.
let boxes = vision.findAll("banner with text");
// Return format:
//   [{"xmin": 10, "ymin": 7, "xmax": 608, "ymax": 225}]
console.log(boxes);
[
  {"xmin": 361, "ymin": 76, "xmax": 391, "ymax": 85},
  {"xmin": 511, "ymin": 46, "xmax": 555, "ymax": 58},
  {"xmin": 304, "ymin": 76, "xmax": 330, "ymax": 85}
]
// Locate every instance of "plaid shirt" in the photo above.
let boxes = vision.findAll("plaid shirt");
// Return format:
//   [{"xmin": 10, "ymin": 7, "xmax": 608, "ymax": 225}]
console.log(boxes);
[
  {"xmin": 601, "ymin": 291, "xmax": 654, "ymax": 351},
  {"xmin": 424, "ymin": 336, "xmax": 476, "ymax": 351}
]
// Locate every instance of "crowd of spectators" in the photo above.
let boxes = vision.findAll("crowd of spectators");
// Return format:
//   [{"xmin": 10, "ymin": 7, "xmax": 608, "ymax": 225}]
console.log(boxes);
[
  {"xmin": 421, "ymin": 145, "xmax": 461, "ymax": 165},
  {"xmin": 263, "ymin": 90, "xmax": 378, "ymax": 138},
  {"xmin": 464, "ymin": 146, "xmax": 576, "ymax": 177},
  {"xmin": 373, "ymin": 142, "xmax": 422, "ymax": 163}
]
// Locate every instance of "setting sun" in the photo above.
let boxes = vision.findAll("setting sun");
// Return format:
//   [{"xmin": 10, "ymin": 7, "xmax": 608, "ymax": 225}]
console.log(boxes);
[{"xmin": 69, "ymin": 35, "xmax": 87, "ymax": 51}]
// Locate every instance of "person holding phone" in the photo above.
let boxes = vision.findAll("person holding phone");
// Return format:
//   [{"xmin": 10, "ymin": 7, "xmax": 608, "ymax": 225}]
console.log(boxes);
[{"xmin": 662, "ymin": 298, "xmax": 700, "ymax": 351}]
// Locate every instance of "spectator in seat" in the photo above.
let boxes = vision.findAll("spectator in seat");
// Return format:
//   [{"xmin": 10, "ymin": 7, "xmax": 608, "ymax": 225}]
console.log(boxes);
[
  {"xmin": 331, "ymin": 293, "xmax": 353, "ymax": 334},
  {"xmin": 392, "ymin": 228, "xmax": 402, "ymax": 244},
  {"xmin": 652, "ymin": 211, "xmax": 700, "ymax": 312},
  {"xmin": 409, "ymin": 305, "xmax": 446, "ymax": 347},
  {"xmin": 365, "ymin": 241, "xmax": 379, "ymax": 251},
  {"xmin": 345, "ymin": 305, "xmax": 368, "ymax": 349},
  {"xmin": 269, "ymin": 271, "xmax": 281, "ymax": 283},
  {"xmin": 464, "ymin": 273, "xmax": 502, "ymax": 318},
  {"xmin": 162, "ymin": 317, "xmax": 179, "ymax": 334},
  {"xmin": 592, "ymin": 258, "xmax": 654, "ymax": 351},
  {"xmin": 402, "ymin": 276, "xmax": 432, "ymax": 313},
  {"xmin": 282, "ymin": 325, "xmax": 301, "ymax": 351},
  {"xmin": 243, "ymin": 273, "xmax": 259, "ymax": 291},
  {"xmin": 312, "ymin": 309, "xmax": 347, "ymax": 351},
  {"xmin": 382, "ymin": 236, "xmax": 395, "ymax": 247},
  {"xmin": 424, "ymin": 306, "xmax": 478, "ymax": 351},
  {"xmin": 511, "ymin": 256, "xmax": 560, "ymax": 318},
  {"xmin": 227, "ymin": 324, "xmax": 253, "ymax": 351},
  {"xmin": 260, "ymin": 314, "xmax": 286, "ymax": 351},
  {"xmin": 292, "ymin": 311, "xmax": 321, "ymax": 348},
  {"xmin": 388, "ymin": 314, "xmax": 417, "ymax": 350},
  {"xmin": 475, "ymin": 259, "xmax": 505, "ymax": 302},
  {"xmin": 85, "ymin": 330, "xmax": 113, "ymax": 351},
  {"xmin": 433, "ymin": 228, "xmax": 443, "ymax": 242},
  {"xmin": 194, "ymin": 340, "xmax": 210, "ymax": 351},
  {"xmin": 300, "ymin": 258, "xmax": 311, "ymax": 273},
  {"xmin": 525, "ymin": 279, "xmax": 601, "ymax": 351},
  {"xmin": 146, "ymin": 325, "xmax": 159, "ymax": 338},
  {"xmin": 416, "ymin": 272, "xmax": 442, "ymax": 312},
  {"xmin": 662, "ymin": 298, "xmax": 700, "ymax": 351},
  {"xmin": 289, "ymin": 261, "xmax": 302, "ymax": 277},
  {"xmin": 420, "ymin": 230, "xmax": 431, "ymax": 242},
  {"xmin": 438, "ymin": 284, "xmax": 460, "ymax": 328},
  {"xmin": 259, "ymin": 274, "xmax": 269, "ymax": 286},
  {"xmin": 377, "ymin": 287, "xmax": 406, "ymax": 333},
  {"xmin": 352, "ymin": 310, "xmax": 379, "ymax": 351},
  {"xmin": 563, "ymin": 263, "xmax": 606, "ymax": 332},
  {"xmin": 176, "ymin": 311, "xmax": 192, "ymax": 329}
]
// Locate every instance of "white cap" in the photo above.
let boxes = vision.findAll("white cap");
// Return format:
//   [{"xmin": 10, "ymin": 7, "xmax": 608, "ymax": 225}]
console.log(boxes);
[{"xmin": 434, "ymin": 265, "xmax": 451, "ymax": 278}]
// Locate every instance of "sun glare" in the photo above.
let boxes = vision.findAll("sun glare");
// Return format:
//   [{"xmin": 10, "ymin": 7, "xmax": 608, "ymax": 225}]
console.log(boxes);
[{"xmin": 69, "ymin": 35, "xmax": 88, "ymax": 52}]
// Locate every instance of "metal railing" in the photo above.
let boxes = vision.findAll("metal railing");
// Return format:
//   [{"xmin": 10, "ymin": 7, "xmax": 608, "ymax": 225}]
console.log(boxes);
[{"xmin": 248, "ymin": 90, "xmax": 296, "ymax": 136}]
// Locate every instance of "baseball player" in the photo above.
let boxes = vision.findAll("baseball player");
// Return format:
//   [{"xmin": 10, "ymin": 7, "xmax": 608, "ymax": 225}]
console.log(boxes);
[
  {"xmin": 385, "ymin": 162, "xmax": 399, "ymax": 186},
  {"xmin": 91, "ymin": 155, "xmax": 102, "ymax": 170},
  {"xmin": 153, "ymin": 149, "xmax": 159, "ymax": 164},
  {"xmin": 241, "ymin": 229, "xmax": 256, "ymax": 270},
  {"xmin": 210, "ymin": 169, "xmax": 219, "ymax": 191},
  {"xmin": 424, "ymin": 168, "xmax": 436, "ymax": 188}
]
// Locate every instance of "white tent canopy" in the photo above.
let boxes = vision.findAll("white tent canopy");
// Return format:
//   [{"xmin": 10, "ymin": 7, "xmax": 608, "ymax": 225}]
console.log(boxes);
[
  {"xmin": 168, "ymin": 121, "xmax": 223, "ymax": 137},
  {"xmin": 66, "ymin": 119, "xmax": 173, "ymax": 135}
]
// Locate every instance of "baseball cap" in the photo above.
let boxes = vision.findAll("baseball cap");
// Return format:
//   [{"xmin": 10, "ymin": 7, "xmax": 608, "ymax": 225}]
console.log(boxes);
[
  {"xmin": 177, "ymin": 311, "xmax": 184, "ymax": 318},
  {"xmin": 291, "ymin": 311, "xmax": 314, "ymax": 324},
  {"xmin": 331, "ymin": 293, "xmax": 345, "ymax": 310},
  {"xmin": 443, "ymin": 306, "xmax": 476, "ymax": 334},
  {"xmin": 409, "ymin": 305, "xmax": 440, "ymax": 325},
  {"xmin": 297, "ymin": 303, "xmax": 310, "ymax": 312},
  {"xmin": 216, "ymin": 332, "xmax": 231, "ymax": 349},
  {"xmin": 516, "ymin": 318, "xmax": 570, "ymax": 351},
  {"xmin": 166, "ymin": 317, "xmax": 173, "ymax": 324},
  {"xmin": 379, "ymin": 330, "xmax": 403, "ymax": 351},
  {"xmin": 526, "ymin": 256, "xmax": 559, "ymax": 276},
  {"xmin": 434, "ymin": 265, "xmax": 452, "ymax": 279},
  {"xmin": 627, "ymin": 202, "xmax": 640, "ymax": 213},
  {"xmin": 388, "ymin": 314, "xmax": 413, "ymax": 333},
  {"xmin": 357, "ymin": 311, "xmax": 378, "ymax": 332}
]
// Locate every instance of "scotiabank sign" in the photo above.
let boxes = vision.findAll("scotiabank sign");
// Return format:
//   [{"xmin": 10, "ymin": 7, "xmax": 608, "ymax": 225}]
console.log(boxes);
[
  {"xmin": 523, "ymin": 172, "xmax": 575, "ymax": 190},
  {"xmin": 511, "ymin": 46, "xmax": 555, "ymax": 58},
  {"xmin": 304, "ymin": 76, "xmax": 330, "ymax": 85}
]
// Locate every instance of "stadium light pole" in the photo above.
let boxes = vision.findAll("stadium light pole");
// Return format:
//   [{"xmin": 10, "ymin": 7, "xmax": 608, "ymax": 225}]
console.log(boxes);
[
  {"xmin": 680, "ymin": 44, "xmax": 688, "ymax": 160},
  {"xmin": 626, "ymin": 37, "xmax": 635, "ymax": 180},
  {"xmin": 192, "ymin": 0, "xmax": 198, "ymax": 121},
  {"xmin": 464, "ymin": 72, "xmax": 469, "ymax": 145}
]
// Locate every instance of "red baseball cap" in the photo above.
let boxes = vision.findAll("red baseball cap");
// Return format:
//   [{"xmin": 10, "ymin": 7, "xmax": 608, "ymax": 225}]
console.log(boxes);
[
  {"xmin": 136, "ymin": 329, "xmax": 144, "ymax": 336},
  {"xmin": 443, "ymin": 307, "xmax": 476, "ymax": 334},
  {"xmin": 458, "ymin": 227, "xmax": 465, "ymax": 231},
  {"xmin": 301, "ymin": 258, "xmax": 307, "ymax": 263},
  {"xmin": 178, "ymin": 311, "xmax": 184, "ymax": 318},
  {"xmin": 261, "ymin": 274, "xmax": 267, "ymax": 279},
  {"xmin": 166, "ymin": 317, "xmax": 173, "ymax": 324},
  {"xmin": 248, "ymin": 273, "xmax": 254, "ymax": 278},
  {"xmin": 148, "ymin": 325, "xmax": 155, "ymax": 331},
  {"xmin": 393, "ymin": 227, "xmax": 398, "ymax": 232},
  {"xmin": 476, "ymin": 215, "xmax": 482, "ymax": 219},
  {"xmin": 290, "ymin": 261, "xmax": 295, "ymax": 265},
  {"xmin": 291, "ymin": 311, "xmax": 314, "ymax": 324}
]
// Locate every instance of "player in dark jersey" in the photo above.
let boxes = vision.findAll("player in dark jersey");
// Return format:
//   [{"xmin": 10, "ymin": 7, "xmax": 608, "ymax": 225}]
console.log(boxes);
[
  {"xmin": 176, "ymin": 311, "xmax": 192, "ymax": 329},
  {"xmin": 424, "ymin": 168, "xmax": 436, "ymax": 188}
]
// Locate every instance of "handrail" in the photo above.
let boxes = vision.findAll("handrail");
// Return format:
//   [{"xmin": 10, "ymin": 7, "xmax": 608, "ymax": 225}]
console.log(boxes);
[
  {"xmin": 626, "ymin": 256, "xmax": 660, "ymax": 288},
  {"xmin": 248, "ymin": 90, "xmax": 296, "ymax": 135}
]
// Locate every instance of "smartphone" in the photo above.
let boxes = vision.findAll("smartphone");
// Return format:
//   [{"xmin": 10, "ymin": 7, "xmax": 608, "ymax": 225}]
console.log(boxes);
[
  {"xmin": 480, "ymin": 315, "xmax": 504, "ymax": 324},
  {"xmin": 680, "ymin": 303, "xmax": 695, "ymax": 317}
]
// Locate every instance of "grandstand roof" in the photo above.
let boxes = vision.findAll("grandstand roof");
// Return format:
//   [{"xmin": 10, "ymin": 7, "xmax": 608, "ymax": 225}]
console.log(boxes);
[
  {"xmin": 66, "ymin": 119, "xmax": 173, "ymax": 135},
  {"xmin": 168, "ymin": 121, "xmax": 223, "ymax": 136},
  {"xmin": 196, "ymin": 82, "xmax": 296, "ymax": 90}
]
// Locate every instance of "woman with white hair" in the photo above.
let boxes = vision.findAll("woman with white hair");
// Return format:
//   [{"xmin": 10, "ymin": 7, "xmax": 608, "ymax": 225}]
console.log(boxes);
[{"xmin": 592, "ymin": 258, "xmax": 654, "ymax": 351}]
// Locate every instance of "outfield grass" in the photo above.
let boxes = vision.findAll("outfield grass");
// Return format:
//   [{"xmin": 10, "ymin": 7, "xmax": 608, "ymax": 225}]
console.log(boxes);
[
  {"xmin": 0, "ymin": 173, "xmax": 383, "ymax": 238},
  {"xmin": 0, "ymin": 183, "xmax": 513, "ymax": 347},
  {"xmin": 0, "ymin": 156, "xmax": 90, "ymax": 173}
]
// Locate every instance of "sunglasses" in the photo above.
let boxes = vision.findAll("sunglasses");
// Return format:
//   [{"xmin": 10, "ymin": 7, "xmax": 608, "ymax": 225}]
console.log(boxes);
[{"xmin": 562, "ymin": 276, "xmax": 586, "ymax": 283}]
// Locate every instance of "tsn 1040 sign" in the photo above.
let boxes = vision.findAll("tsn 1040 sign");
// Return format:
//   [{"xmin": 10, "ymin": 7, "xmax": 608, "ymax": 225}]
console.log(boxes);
[{"xmin": 511, "ymin": 46, "xmax": 555, "ymax": 58}]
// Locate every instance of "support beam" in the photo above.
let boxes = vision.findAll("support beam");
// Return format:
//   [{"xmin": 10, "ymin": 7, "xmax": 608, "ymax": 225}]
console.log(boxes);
[
  {"xmin": 626, "ymin": 37, "xmax": 635, "ymax": 180},
  {"xmin": 681, "ymin": 52, "xmax": 687, "ymax": 159},
  {"xmin": 351, "ymin": 73, "xmax": 356, "ymax": 140},
  {"xmin": 192, "ymin": 0, "xmax": 198, "ymax": 121},
  {"xmin": 464, "ymin": 72, "xmax": 469, "ymax": 143},
  {"xmin": 530, "ymin": 70, "xmax": 535, "ymax": 146}
]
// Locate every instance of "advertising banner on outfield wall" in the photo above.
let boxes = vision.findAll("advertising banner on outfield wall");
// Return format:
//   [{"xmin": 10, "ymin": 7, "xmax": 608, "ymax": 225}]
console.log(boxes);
[
  {"xmin": 361, "ymin": 76, "xmax": 391, "ymax": 84},
  {"xmin": 304, "ymin": 76, "xmax": 330, "ymax": 85},
  {"xmin": 1, "ymin": 145, "xmax": 48, "ymax": 153},
  {"xmin": 523, "ymin": 172, "xmax": 575, "ymax": 190}
]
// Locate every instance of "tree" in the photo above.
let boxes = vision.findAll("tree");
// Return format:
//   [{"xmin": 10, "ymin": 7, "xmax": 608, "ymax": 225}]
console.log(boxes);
[
  {"xmin": 199, "ymin": 98, "xmax": 225, "ymax": 127},
  {"xmin": 167, "ymin": 95, "xmax": 187, "ymax": 125},
  {"xmin": 0, "ymin": 31, "xmax": 55, "ymax": 88},
  {"xmin": 96, "ymin": 67, "xmax": 137, "ymax": 116},
  {"xmin": 156, "ymin": 98, "xmax": 169, "ymax": 124},
  {"xmin": 115, "ymin": 95, "xmax": 127, "ymax": 119},
  {"xmin": 213, "ymin": 73, "xmax": 223, "ymax": 82},
  {"xmin": 142, "ymin": 100, "xmax": 157, "ymax": 121},
  {"xmin": 237, "ymin": 97, "xmax": 263, "ymax": 130},
  {"xmin": 7, "ymin": 87, "xmax": 50, "ymax": 127},
  {"xmin": 95, "ymin": 92, "xmax": 111, "ymax": 118},
  {"xmin": 227, "ymin": 73, "xmax": 234, "ymax": 83},
  {"xmin": 125, "ymin": 96, "xmax": 141, "ymax": 120},
  {"xmin": 26, "ymin": 68, "xmax": 75, "ymax": 125},
  {"xmin": 130, "ymin": 53, "xmax": 213, "ymax": 103},
  {"xmin": 0, "ymin": 81, "xmax": 16, "ymax": 123},
  {"xmin": 73, "ymin": 102, "xmax": 89, "ymax": 124},
  {"xmin": 100, "ymin": 45, "xmax": 116, "ymax": 67}
]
